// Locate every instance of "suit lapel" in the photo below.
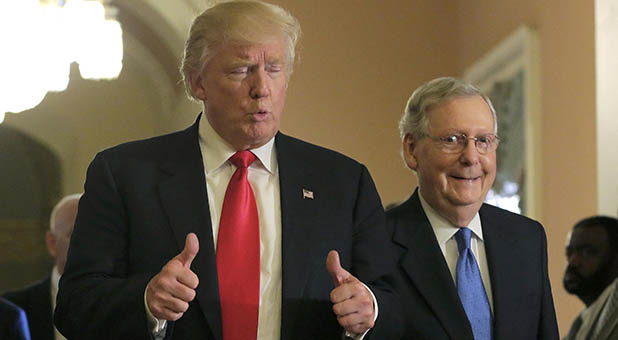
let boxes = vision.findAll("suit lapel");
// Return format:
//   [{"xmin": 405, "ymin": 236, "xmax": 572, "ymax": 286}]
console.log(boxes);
[
  {"xmin": 275, "ymin": 133, "xmax": 325, "ymax": 338},
  {"xmin": 157, "ymin": 118, "xmax": 223, "ymax": 340},
  {"xmin": 480, "ymin": 206, "xmax": 521, "ymax": 338},
  {"xmin": 393, "ymin": 192, "xmax": 473, "ymax": 340}
]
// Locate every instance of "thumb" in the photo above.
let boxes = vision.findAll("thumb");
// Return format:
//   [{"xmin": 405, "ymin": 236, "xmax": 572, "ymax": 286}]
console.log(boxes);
[
  {"xmin": 326, "ymin": 250, "xmax": 351, "ymax": 286},
  {"xmin": 177, "ymin": 233, "xmax": 199, "ymax": 268}
]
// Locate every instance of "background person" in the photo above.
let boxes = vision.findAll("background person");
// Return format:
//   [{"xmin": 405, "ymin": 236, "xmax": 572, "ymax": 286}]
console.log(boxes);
[
  {"xmin": 563, "ymin": 215, "xmax": 618, "ymax": 340},
  {"xmin": 3, "ymin": 194, "xmax": 80, "ymax": 340}
]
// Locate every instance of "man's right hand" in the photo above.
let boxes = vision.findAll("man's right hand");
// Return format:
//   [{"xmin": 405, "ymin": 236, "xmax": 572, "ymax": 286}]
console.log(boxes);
[{"xmin": 146, "ymin": 233, "xmax": 200, "ymax": 321}]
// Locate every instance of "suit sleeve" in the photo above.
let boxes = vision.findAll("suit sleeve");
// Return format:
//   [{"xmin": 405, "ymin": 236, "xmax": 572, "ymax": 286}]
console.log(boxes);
[
  {"xmin": 537, "ymin": 225, "xmax": 559, "ymax": 340},
  {"xmin": 351, "ymin": 165, "xmax": 403, "ymax": 340},
  {"xmin": 54, "ymin": 153, "xmax": 155, "ymax": 340}
]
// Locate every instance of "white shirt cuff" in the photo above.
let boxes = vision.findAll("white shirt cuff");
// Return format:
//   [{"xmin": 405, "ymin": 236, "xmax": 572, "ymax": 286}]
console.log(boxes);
[{"xmin": 144, "ymin": 283, "xmax": 167, "ymax": 335}]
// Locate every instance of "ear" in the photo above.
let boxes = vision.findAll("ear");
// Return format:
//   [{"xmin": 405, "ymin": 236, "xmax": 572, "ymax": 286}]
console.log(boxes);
[
  {"xmin": 402, "ymin": 133, "xmax": 419, "ymax": 171},
  {"xmin": 45, "ymin": 231, "xmax": 57, "ymax": 258},
  {"xmin": 189, "ymin": 73, "xmax": 207, "ymax": 101}
]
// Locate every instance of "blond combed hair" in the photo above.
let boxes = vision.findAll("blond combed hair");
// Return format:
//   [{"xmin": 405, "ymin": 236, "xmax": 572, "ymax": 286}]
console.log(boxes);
[{"xmin": 180, "ymin": 0, "xmax": 301, "ymax": 100}]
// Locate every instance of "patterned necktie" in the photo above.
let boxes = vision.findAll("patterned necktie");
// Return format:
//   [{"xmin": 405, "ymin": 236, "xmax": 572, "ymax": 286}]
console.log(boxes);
[
  {"xmin": 455, "ymin": 227, "xmax": 492, "ymax": 340},
  {"xmin": 217, "ymin": 151, "xmax": 260, "ymax": 340}
]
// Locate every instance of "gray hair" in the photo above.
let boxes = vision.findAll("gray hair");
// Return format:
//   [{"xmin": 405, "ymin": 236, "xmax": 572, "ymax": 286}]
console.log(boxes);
[
  {"xmin": 180, "ymin": 0, "xmax": 301, "ymax": 100},
  {"xmin": 49, "ymin": 194, "xmax": 82, "ymax": 233},
  {"xmin": 398, "ymin": 77, "xmax": 498, "ymax": 140}
]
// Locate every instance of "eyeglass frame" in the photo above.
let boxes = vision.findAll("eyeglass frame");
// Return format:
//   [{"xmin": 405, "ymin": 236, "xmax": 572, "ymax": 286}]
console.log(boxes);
[{"xmin": 422, "ymin": 132, "xmax": 500, "ymax": 154}]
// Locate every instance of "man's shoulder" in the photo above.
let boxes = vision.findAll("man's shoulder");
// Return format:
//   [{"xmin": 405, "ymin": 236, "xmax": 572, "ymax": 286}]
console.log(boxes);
[
  {"xmin": 385, "ymin": 192, "xmax": 420, "ymax": 219},
  {"xmin": 480, "ymin": 203, "xmax": 544, "ymax": 232},
  {"xmin": 90, "ymin": 118, "xmax": 200, "ymax": 171},
  {"xmin": 0, "ymin": 296, "xmax": 22, "ymax": 318},
  {"xmin": 2, "ymin": 276, "xmax": 51, "ymax": 306},
  {"xmin": 275, "ymin": 132, "xmax": 361, "ymax": 168},
  {"xmin": 102, "ymin": 124, "xmax": 196, "ymax": 157}
]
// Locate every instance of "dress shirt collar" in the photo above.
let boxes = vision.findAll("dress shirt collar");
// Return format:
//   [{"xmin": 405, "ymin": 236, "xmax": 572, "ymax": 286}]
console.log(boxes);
[
  {"xmin": 51, "ymin": 265, "xmax": 60, "ymax": 296},
  {"xmin": 418, "ymin": 190, "xmax": 484, "ymax": 245},
  {"xmin": 198, "ymin": 114, "xmax": 276, "ymax": 174}
]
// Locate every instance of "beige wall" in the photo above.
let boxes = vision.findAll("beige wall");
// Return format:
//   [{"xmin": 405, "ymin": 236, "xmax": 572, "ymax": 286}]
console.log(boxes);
[
  {"xmin": 272, "ymin": 0, "xmax": 457, "ymax": 205},
  {"xmin": 453, "ymin": 0, "xmax": 596, "ymax": 335}
]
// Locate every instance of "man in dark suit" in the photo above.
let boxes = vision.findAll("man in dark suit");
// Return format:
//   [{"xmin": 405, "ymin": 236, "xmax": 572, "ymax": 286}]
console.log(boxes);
[
  {"xmin": 386, "ymin": 77, "xmax": 559, "ymax": 340},
  {"xmin": 3, "ymin": 194, "xmax": 79, "ymax": 340},
  {"xmin": 55, "ymin": 1, "xmax": 399, "ymax": 340},
  {"xmin": 0, "ymin": 296, "xmax": 31, "ymax": 340}
]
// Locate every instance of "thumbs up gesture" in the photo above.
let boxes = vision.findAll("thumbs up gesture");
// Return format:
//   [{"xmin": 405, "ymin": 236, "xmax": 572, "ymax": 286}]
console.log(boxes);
[
  {"xmin": 146, "ymin": 233, "xmax": 200, "ymax": 321},
  {"xmin": 326, "ymin": 250, "xmax": 376, "ymax": 335}
]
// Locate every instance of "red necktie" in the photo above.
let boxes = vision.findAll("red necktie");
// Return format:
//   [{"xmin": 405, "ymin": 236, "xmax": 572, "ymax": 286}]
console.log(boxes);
[{"xmin": 217, "ymin": 151, "xmax": 260, "ymax": 340}]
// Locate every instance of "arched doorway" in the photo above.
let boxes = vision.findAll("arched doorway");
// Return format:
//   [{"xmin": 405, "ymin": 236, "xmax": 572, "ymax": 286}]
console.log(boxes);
[{"xmin": 0, "ymin": 126, "xmax": 61, "ymax": 291}]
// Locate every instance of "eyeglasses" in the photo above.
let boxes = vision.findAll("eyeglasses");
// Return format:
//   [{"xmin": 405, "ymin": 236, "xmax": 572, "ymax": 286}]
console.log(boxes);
[{"xmin": 425, "ymin": 133, "xmax": 500, "ymax": 154}]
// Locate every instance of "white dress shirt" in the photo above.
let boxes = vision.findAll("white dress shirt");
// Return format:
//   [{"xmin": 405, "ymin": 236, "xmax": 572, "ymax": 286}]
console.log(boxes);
[
  {"xmin": 418, "ymin": 192, "xmax": 494, "ymax": 312},
  {"xmin": 51, "ymin": 266, "xmax": 68, "ymax": 340}
]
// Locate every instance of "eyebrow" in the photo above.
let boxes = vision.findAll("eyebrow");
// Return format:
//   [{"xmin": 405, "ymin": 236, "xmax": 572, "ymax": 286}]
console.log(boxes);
[
  {"xmin": 228, "ymin": 55, "xmax": 285, "ymax": 67},
  {"xmin": 439, "ymin": 130, "xmax": 495, "ymax": 136}
]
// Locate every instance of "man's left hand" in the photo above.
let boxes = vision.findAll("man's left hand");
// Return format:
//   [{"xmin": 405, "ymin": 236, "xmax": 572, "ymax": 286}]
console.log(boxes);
[{"xmin": 326, "ymin": 250, "xmax": 375, "ymax": 335}]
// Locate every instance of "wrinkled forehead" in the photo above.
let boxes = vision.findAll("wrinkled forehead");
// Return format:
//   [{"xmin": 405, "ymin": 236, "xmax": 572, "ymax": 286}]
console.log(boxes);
[
  {"xmin": 426, "ymin": 96, "xmax": 495, "ymax": 132},
  {"xmin": 207, "ymin": 32, "xmax": 290, "ymax": 67},
  {"xmin": 205, "ymin": 39, "xmax": 288, "ymax": 72}
]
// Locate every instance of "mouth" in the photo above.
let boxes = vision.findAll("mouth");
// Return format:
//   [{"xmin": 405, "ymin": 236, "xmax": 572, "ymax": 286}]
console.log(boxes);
[
  {"xmin": 564, "ymin": 268, "xmax": 582, "ymax": 281},
  {"xmin": 450, "ymin": 175, "xmax": 481, "ymax": 182},
  {"xmin": 563, "ymin": 275, "xmax": 582, "ymax": 291},
  {"xmin": 249, "ymin": 110, "xmax": 270, "ymax": 120}
]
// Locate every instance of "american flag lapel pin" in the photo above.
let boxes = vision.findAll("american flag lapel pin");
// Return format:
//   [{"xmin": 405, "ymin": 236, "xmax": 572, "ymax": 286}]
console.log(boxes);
[{"xmin": 302, "ymin": 188, "xmax": 314, "ymax": 200}]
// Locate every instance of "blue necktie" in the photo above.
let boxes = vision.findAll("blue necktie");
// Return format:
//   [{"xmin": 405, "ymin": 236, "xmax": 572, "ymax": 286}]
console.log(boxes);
[{"xmin": 455, "ymin": 227, "xmax": 492, "ymax": 340}]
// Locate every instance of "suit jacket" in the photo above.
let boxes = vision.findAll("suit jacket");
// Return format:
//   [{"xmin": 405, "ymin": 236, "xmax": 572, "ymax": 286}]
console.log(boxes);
[
  {"xmin": 386, "ymin": 190, "xmax": 559, "ymax": 340},
  {"xmin": 0, "ymin": 296, "xmax": 31, "ymax": 340},
  {"xmin": 55, "ymin": 116, "xmax": 401, "ymax": 340},
  {"xmin": 3, "ymin": 277, "xmax": 54, "ymax": 340}
]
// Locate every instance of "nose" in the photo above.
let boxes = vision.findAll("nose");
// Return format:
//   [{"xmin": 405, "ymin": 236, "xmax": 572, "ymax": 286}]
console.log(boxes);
[
  {"xmin": 567, "ymin": 252, "xmax": 581, "ymax": 268},
  {"xmin": 459, "ymin": 138, "xmax": 480, "ymax": 165},
  {"xmin": 249, "ymin": 69, "xmax": 269, "ymax": 99}
]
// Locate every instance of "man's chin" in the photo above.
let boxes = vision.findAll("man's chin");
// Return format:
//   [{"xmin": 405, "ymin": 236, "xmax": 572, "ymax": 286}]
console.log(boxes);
[{"xmin": 447, "ymin": 196, "xmax": 483, "ymax": 209}]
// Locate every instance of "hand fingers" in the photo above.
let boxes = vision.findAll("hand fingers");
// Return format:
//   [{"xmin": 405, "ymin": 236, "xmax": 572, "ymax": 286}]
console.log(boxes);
[
  {"xmin": 337, "ymin": 313, "xmax": 375, "ymax": 336},
  {"xmin": 177, "ymin": 233, "xmax": 199, "ymax": 268},
  {"xmin": 326, "ymin": 250, "xmax": 351, "ymax": 286},
  {"xmin": 147, "ymin": 277, "xmax": 194, "ymax": 321},
  {"xmin": 331, "ymin": 281, "xmax": 375, "ymax": 335},
  {"xmin": 331, "ymin": 285, "xmax": 373, "ymax": 316},
  {"xmin": 148, "ymin": 294, "xmax": 189, "ymax": 321},
  {"xmin": 177, "ymin": 269, "xmax": 199, "ymax": 290},
  {"xmin": 163, "ymin": 279, "xmax": 197, "ymax": 302},
  {"xmin": 146, "ymin": 238, "xmax": 201, "ymax": 322}
]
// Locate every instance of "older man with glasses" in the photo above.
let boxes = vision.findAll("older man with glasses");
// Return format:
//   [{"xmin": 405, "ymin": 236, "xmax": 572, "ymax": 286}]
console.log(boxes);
[{"xmin": 386, "ymin": 77, "xmax": 559, "ymax": 340}]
